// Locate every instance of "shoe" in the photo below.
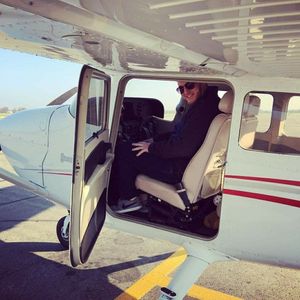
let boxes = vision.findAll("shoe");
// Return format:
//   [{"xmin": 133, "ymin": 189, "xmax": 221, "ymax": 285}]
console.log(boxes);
[
  {"xmin": 115, "ymin": 197, "xmax": 143, "ymax": 213},
  {"xmin": 139, "ymin": 205, "xmax": 149, "ymax": 214}
]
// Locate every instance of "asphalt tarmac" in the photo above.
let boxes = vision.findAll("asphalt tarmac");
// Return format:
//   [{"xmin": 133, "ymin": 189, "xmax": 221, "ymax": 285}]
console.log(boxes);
[{"xmin": 0, "ymin": 153, "xmax": 300, "ymax": 300}]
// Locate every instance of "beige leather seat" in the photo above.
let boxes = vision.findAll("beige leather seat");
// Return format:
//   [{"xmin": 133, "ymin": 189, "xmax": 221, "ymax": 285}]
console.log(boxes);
[{"xmin": 135, "ymin": 90, "xmax": 234, "ymax": 211}]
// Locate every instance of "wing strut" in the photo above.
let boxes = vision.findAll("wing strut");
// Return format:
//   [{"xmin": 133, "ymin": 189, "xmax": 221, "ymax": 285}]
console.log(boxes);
[
  {"xmin": 159, "ymin": 243, "xmax": 233, "ymax": 299},
  {"xmin": 159, "ymin": 254, "xmax": 208, "ymax": 300}
]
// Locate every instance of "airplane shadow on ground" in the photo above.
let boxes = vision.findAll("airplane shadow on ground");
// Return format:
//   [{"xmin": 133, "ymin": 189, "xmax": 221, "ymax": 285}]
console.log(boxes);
[
  {"xmin": 0, "ymin": 185, "xmax": 173, "ymax": 299},
  {"xmin": 0, "ymin": 186, "xmax": 57, "ymax": 232},
  {"xmin": 0, "ymin": 240, "xmax": 172, "ymax": 300}
]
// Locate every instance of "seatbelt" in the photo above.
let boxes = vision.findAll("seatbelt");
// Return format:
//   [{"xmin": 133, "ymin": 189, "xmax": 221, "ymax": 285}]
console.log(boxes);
[{"xmin": 175, "ymin": 182, "xmax": 192, "ymax": 217}]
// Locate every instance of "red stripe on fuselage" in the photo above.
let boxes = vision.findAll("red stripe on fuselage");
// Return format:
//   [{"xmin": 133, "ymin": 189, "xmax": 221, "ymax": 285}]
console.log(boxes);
[
  {"xmin": 42, "ymin": 171, "xmax": 72, "ymax": 176},
  {"xmin": 22, "ymin": 168, "xmax": 72, "ymax": 176},
  {"xmin": 225, "ymin": 175, "xmax": 300, "ymax": 187},
  {"xmin": 224, "ymin": 189, "xmax": 300, "ymax": 208}
]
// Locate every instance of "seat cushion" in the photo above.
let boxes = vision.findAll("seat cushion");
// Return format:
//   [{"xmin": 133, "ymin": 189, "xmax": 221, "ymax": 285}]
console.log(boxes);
[{"xmin": 135, "ymin": 174, "xmax": 186, "ymax": 210}]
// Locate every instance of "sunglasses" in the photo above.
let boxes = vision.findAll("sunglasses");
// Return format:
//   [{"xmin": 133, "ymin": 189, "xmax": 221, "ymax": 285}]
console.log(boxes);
[{"xmin": 176, "ymin": 82, "xmax": 196, "ymax": 94}]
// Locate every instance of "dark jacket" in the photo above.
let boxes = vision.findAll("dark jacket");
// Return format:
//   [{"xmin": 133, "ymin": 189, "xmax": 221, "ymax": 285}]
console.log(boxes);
[{"xmin": 149, "ymin": 86, "xmax": 220, "ymax": 175}]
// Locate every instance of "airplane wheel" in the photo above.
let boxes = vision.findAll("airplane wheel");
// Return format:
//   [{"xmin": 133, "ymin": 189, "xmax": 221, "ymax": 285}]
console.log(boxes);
[{"xmin": 56, "ymin": 216, "xmax": 69, "ymax": 250}]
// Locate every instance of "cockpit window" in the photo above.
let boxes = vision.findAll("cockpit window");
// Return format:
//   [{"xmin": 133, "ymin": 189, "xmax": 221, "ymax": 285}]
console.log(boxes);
[{"xmin": 125, "ymin": 79, "xmax": 178, "ymax": 120}]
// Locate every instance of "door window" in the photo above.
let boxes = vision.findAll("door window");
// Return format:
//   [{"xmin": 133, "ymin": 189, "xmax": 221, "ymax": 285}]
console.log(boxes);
[{"xmin": 85, "ymin": 78, "xmax": 106, "ymax": 141}]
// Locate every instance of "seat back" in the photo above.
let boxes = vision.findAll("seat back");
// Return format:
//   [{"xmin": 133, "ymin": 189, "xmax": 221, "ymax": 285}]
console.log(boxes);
[{"xmin": 182, "ymin": 91, "xmax": 234, "ymax": 203}]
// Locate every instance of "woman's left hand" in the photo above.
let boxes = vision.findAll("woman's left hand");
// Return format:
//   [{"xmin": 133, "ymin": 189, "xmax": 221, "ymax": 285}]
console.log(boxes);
[{"xmin": 132, "ymin": 141, "xmax": 151, "ymax": 157}]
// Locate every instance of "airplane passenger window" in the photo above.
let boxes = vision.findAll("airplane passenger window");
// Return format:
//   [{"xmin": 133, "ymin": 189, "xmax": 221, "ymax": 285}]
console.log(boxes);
[
  {"xmin": 239, "ymin": 91, "xmax": 300, "ymax": 155},
  {"xmin": 254, "ymin": 94, "xmax": 273, "ymax": 133},
  {"xmin": 284, "ymin": 96, "xmax": 300, "ymax": 138}
]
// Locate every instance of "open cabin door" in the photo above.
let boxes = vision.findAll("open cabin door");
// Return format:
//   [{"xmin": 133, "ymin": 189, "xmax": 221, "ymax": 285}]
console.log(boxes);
[{"xmin": 70, "ymin": 65, "xmax": 112, "ymax": 267}]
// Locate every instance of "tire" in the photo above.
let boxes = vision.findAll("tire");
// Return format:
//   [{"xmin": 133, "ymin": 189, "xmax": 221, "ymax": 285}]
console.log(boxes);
[{"xmin": 56, "ymin": 216, "xmax": 69, "ymax": 250}]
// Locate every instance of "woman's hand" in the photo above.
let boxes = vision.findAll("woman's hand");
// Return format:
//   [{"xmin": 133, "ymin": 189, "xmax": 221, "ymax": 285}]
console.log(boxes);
[{"xmin": 132, "ymin": 141, "xmax": 151, "ymax": 157}]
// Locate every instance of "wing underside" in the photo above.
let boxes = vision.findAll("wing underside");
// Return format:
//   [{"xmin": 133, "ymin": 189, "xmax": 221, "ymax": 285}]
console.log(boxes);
[{"xmin": 0, "ymin": 0, "xmax": 300, "ymax": 78}]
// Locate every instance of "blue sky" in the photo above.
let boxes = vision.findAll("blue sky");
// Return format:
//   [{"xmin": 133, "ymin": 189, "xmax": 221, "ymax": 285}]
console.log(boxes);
[
  {"xmin": 2, "ymin": 48, "xmax": 299, "ymax": 112},
  {"xmin": 0, "ymin": 49, "xmax": 82, "ymax": 108},
  {"xmin": 0, "ymin": 48, "xmax": 180, "ymax": 111}
]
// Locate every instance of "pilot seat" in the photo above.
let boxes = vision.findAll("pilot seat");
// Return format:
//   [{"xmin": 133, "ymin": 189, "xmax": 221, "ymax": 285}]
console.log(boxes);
[{"xmin": 135, "ymin": 91, "xmax": 234, "ymax": 231}]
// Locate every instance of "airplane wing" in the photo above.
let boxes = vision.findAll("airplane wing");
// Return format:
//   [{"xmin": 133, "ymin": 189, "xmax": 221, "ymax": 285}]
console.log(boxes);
[
  {"xmin": 47, "ymin": 87, "xmax": 78, "ymax": 106},
  {"xmin": 0, "ymin": 0, "xmax": 299, "ymax": 78}
]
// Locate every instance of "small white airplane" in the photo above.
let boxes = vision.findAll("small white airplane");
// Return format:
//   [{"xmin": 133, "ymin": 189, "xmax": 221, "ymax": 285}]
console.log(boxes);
[{"xmin": 0, "ymin": 1, "xmax": 300, "ymax": 299}]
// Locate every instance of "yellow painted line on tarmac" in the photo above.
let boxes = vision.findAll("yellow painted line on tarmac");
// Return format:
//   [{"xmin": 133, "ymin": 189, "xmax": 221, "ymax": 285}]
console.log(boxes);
[
  {"xmin": 115, "ymin": 248, "xmax": 242, "ymax": 300},
  {"xmin": 188, "ymin": 284, "xmax": 241, "ymax": 300},
  {"xmin": 115, "ymin": 248, "xmax": 186, "ymax": 300}
]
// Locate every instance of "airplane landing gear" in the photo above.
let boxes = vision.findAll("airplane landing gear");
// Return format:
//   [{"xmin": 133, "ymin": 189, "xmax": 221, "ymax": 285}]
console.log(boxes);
[{"xmin": 56, "ymin": 215, "xmax": 70, "ymax": 249}]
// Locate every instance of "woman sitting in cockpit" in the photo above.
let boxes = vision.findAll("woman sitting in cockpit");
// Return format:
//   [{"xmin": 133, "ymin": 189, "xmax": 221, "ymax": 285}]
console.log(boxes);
[{"xmin": 113, "ymin": 81, "xmax": 220, "ymax": 213}]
